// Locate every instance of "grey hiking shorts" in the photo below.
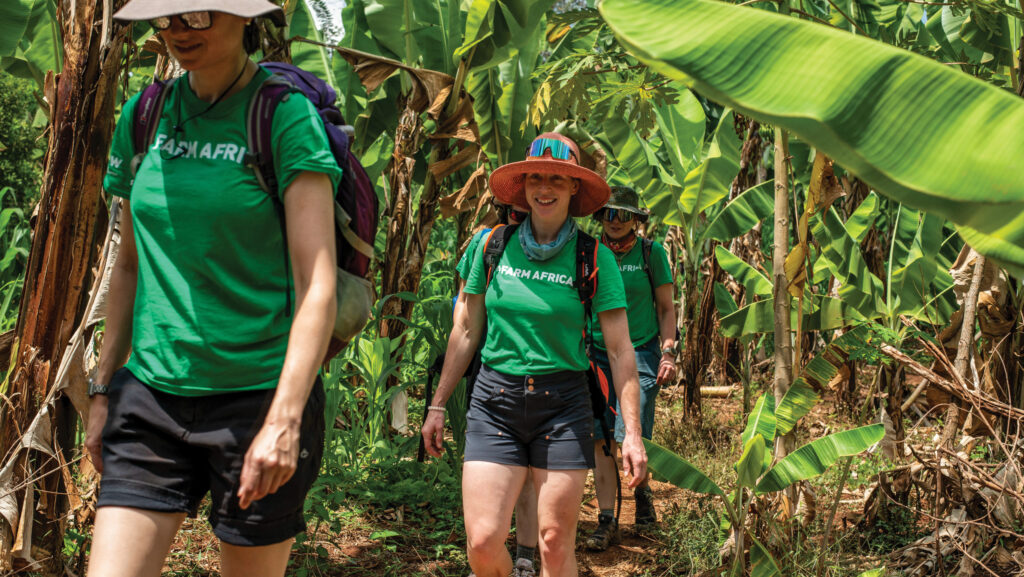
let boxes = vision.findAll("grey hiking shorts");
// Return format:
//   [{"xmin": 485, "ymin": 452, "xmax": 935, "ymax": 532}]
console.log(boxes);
[{"xmin": 464, "ymin": 364, "xmax": 595, "ymax": 470}]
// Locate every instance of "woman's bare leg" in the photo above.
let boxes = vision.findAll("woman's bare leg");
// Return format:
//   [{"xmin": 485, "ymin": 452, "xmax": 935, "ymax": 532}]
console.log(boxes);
[
  {"xmin": 220, "ymin": 539, "xmax": 293, "ymax": 577},
  {"xmin": 533, "ymin": 468, "xmax": 588, "ymax": 577},
  {"xmin": 464, "ymin": 461, "xmax": 530, "ymax": 577},
  {"xmin": 87, "ymin": 507, "xmax": 185, "ymax": 577}
]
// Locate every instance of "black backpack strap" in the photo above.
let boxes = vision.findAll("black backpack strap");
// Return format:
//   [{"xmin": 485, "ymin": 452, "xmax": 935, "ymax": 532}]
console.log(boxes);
[
  {"xmin": 577, "ymin": 232, "xmax": 621, "ymax": 519},
  {"xmin": 483, "ymin": 224, "xmax": 519, "ymax": 289},
  {"xmin": 641, "ymin": 238, "xmax": 656, "ymax": 300},
  {"xmin": 575, "ymin": 232, "xmax": 599, "ymax": 352},
  {"xmin": 130, "ymin": 79, "xmax": 175, "ymax": 177},
  {"xmin": 244, "ymin": 73, "xmax": 302, "ymax": 317}
]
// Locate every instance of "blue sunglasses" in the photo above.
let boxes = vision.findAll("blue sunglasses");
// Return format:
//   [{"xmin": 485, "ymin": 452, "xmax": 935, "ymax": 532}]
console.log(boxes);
[{"xmin": 526, "ymin": 138, "xmax": 578, "ymax": 162}]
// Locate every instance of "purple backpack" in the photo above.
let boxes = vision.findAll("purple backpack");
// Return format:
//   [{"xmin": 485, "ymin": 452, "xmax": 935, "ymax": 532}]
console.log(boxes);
[{"xmin": 131, "ymin": 63, "xmax": 378, "ymax": 344}]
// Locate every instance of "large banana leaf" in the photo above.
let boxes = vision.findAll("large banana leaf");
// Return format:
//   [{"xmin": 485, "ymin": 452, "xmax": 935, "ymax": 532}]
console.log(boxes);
[
  {"xmin": 845, "ymin": 192, "xmax": 880, "ymax": 244},
  {"xmin": 644, "ymin": 439, "xmax": 724, "ymax": 496},
  {"xmin": 756, "ymin": 424, "xmax": 885, "ymax": 493},
  {"xmin": 599, "ymin": 0, "xmax": 1024, "ymax": 277},
  {"xmin": 678, "ymin": 110, "xmax": 741, "ymax": 222},
  {"xmin": 718, "ymin": 295, "xmax": 866, "ymax": 338},
  {"xmin": 742, "ymin": 394, "xmax": 777, "ymax": 447},
  {"xmin": 456, "ymin": 0, "xmax": 555, "ymax": 70},
  {"xmin": 715, "ymin": 246, "xmax": 772, "ymax": 298},
  {"xmin": 0, "ymin": 0, "xmax": 37, "ymax": 57},
  {"xmin": 704, "ymin": 180, "xmax": 774, "ymax": 243},
  {"xmin": 750, "ymin": 538, "xmax": 783, "ymax": 577},
  {"xmin": 735, "ymin": 434, "xmax": 766, "ymax": 488}
]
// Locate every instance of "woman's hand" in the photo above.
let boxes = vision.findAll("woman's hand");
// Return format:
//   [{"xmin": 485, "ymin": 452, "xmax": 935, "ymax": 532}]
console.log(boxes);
[
  {"xmin": 619, "ymin": 431, "xmax": 648, "ymax": 489},
  {"xmin": 237, "ymin": 418, "xmax": 301, "ymax": 509},
  {"xmin": 85, "ymin": 395, "xmax": 109, "ymax": 474},
  {"xmin": 656, "ymin": 352, "xmax": 676, "ymax": 386},
  {"xmin": 421, "ymin": 410, "xmax": 446, "ymax": 458}
]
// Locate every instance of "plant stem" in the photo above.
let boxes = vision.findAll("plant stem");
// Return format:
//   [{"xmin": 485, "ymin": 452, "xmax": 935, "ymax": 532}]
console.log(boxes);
[{"xmin": 816, "ymin": 456, "xmax": 853, "ymax": 577}]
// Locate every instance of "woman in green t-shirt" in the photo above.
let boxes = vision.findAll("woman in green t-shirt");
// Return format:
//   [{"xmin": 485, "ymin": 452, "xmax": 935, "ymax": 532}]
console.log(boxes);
[
  {"xmin": 422, "ymin": 134, "xmax": 648, "ymax": 577},
  {"xmin": 84, "ymin": 3, "xmax": 341, "ymax": 576},
  {"xmin": 584, "ymin": 186, "xmax": 678, "ymax": 551}
]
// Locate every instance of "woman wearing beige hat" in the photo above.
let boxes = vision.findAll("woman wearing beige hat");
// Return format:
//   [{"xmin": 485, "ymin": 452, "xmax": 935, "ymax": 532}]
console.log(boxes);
[
  {"xmin": 421, "ymin": 134, "xmax": 648, "ymax": 577},
  {"xmin": 85, "ymin": 2, "xmax": 340, "ymax": 576}
]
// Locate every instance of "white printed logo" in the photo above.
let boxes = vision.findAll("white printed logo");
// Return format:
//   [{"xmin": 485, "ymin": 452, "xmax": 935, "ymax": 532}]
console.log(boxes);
[{"xmin": 496, "ymin": 264, "xmax": 573, "ymax": 286}]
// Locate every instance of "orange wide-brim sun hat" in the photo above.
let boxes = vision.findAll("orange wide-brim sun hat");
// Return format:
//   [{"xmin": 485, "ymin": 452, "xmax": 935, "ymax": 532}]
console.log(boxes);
[{"xmin": 489, "ymin": 133, "xmax": 611, "ymax": 218}]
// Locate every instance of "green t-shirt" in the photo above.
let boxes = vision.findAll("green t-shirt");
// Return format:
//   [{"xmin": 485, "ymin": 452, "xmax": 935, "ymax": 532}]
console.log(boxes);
[
  {"xmin": 592, "ymin": 240, "xmax": 673, "ymax": 350},
  {"xmin": 464, "ymin": 230, "xmax": 626, "ymax": 375},
  {"xmin": 456, "ymin": 229, "xmax": 488, "ymax": 281},
  {"xmin": 104, "ymin": 67, "xmax": 342, "ymax": 396}
]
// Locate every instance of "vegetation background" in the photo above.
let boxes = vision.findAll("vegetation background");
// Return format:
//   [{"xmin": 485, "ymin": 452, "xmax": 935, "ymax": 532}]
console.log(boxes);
[{"xmin": 0, "ymin": 0, "xmax": 1021, "ymax": 575}]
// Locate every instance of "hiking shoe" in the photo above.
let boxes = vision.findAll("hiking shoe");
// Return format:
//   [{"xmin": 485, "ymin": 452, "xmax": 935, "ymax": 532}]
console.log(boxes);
[
  {"xmin": 634, "ymin": 486, "xmax": 657, "ymax": 528},
  {"xmin": 512, "ymin": 557, "xmax": 536, "ymax": 577},
  {"xmin": 585, "ymin": 513, "xmax": 620, "ymax": 551}
]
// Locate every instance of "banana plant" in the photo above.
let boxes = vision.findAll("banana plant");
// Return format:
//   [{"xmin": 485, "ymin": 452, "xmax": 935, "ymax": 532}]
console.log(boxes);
[
  {"xmin": 645, "ymin": 325, "xmax": 885, "ymax": 575},
  {"xmin": 715, "ymin": 192, "xmax": 958, "ymax": 339},
  {"xmin": 599, "ymin": 0, "xmax": 1024, "ymax": 278}
]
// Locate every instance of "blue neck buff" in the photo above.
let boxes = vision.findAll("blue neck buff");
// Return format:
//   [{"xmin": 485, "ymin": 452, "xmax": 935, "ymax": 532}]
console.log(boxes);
[{"xmin": 519, "ymin": 216, "xmax": 577, "ymax": 262}]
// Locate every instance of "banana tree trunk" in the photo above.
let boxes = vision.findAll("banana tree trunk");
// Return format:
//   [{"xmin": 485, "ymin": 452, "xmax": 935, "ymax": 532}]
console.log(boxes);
[
  {"xmin": 771, "ymin": 128, "xmax": 795, "ymax": 515},
  {"xmin": 0, "ymin": 2, "xmax": 128, "ymax": 572}
]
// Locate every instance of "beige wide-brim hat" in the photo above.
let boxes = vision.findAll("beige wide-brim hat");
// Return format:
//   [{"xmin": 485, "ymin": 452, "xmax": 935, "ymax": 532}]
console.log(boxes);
[
  {"xmin": 113, "ymin": 0, "xmax": 286, "ymax": 26},
  {"xmin": 489, "ymin": 133, "xmax": 611, "ymax": 218}
]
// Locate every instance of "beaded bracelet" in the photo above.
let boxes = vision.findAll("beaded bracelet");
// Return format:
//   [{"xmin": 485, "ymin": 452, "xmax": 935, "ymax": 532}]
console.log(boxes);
[{"xmin": 427, "ymin": 405, "xmax": 447, "ymax": 413}]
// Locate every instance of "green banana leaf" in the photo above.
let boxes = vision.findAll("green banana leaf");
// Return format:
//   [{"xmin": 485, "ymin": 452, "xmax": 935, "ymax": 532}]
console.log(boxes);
[
  {"xmin": 774, "ymin": 380, "xmax": 819, "ymax": 439},
  {"xmin": 718, "ymin": 295, "xmax": 867, "ymax": 338},
  {"xmin": 644, "ymin": 439, "xmax": 724, "ymax": 496},
  {"xmin": 713, "ymin": 282, "xmax": 739, "ymax": 317},
  {"xmin": 456, "ymin": 0, "xmax": 555, "ymax": 70},
  {"xmin": 756, "ymin": 424, "xmax": 885, "ymax": 493},
  {"xmin": 715, "ymin": 245, "xmax": 772, "ymax": 298},
  {"xmin": 679, "ymin": 110, "xmax": 741, "ymax": 222},
  {"xmin": 654, "ymin": 90, "xmax": 706, "ymax": 184},
  {"xmin": 735, "ymin": 434, "xmax": 766, "ymax": 488},
  {"xmin": 0, "ymin": 0, "xmax": 37, "ymax": 57},
  {"xmin": 742, "ymin": 394, "xmax": 776, "ymax": 447},
  {"xmin": 289, "ymin": 2, "xmax": 337, "ymax": 88},
  {"xmin": 704, "ymin": 180, "xmax": 774, "ymax": 243},
  {"xmin": 811, "ymin": 209, "xmax": 885, "ymax": 318},
  {"xmin": 750, "ymin": 537, "xmax": 783, "ymax": 577},
  {"xmin": 469, "ymin": 68, "xmax": 506, "ymax": 160},
  {"xmin": 845, "ymin": 192, "xmax": 880, "ymax": 244},
  {"xmin": 774, "ymin": 325, "xmax": 875, "ymax": 435},
  {"xmin": 599, "ymin": 0, "xmax": 1024, "ymax": 277}
]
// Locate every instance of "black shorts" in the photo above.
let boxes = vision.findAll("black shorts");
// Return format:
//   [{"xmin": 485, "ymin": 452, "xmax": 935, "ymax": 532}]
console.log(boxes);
[
  {"xmin": 464, "ymin": 365, "xmax": 594, "ymax": 469},
  {"xmin": 97, "ymin": 368, "xmax": 325, "ymax": 547}
]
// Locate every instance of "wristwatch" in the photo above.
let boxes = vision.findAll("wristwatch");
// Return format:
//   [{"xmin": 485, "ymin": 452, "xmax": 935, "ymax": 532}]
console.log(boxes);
[
  {"xmin": 661, "ymin": 343, "xmax": 677, "ymax": 356},
  {"xmin": 88, "ymin": 377, "xmax": 110, "ymax": 397}
]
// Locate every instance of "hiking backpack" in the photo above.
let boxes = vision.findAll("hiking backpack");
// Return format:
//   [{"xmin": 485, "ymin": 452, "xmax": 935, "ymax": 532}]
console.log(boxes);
[{"xmin": 129, "ymin": 62, "xmax": 378, "ymax": 346}]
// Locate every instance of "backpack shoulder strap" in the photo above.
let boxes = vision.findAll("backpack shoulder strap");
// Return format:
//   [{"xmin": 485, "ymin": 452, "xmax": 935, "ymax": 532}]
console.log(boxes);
[
  {"xmin": 575, "ymin": 231, "xmax": 600, "ymax": 351},
  {"xmin": 244, "ymin": 71, "xmax": 302, "ymax": 205},
  {"xmin": 130, "ymin": 78, "xmax": 175, "ymax": 176},
  {"xmin": 483, "ymin": 224, "xmax": 519, "ymax": 288},
  {"xmin": 575, "ymin": 231, "xmax": 599, "ymax": 307},
  {"xmin": 641, "ymin": 237, "xmax": 656, "ymax": 298}
]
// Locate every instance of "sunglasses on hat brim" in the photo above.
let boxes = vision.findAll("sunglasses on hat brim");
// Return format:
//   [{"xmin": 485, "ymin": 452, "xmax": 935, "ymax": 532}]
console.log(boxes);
[
  {"xmin": 150, "ymin": 11, "xmax": 213, "ymax": 30},
  {"xmin": 594, "ymin": 207, "xmax": 646, "ymax": 223},
  {"xmin": 526, "ymin": 138, "xmax": 578, "ymax": 163}
]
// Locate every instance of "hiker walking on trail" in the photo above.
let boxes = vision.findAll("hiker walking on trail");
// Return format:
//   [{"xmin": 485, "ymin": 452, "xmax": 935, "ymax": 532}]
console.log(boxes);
[
  {"xmin": 584, "ymin": 186, "xmax": 677, "ymax": 551},
  {"xmin": 454, "ymin": 201, "xmax": 541, "ymax": 577},
  {"xmin": 422, "ymin": 133, "xmax": 648, "ymax": 577},
  {"xmin": 84, "ymin": 2, "xmax": 342, "ymax": 576}
]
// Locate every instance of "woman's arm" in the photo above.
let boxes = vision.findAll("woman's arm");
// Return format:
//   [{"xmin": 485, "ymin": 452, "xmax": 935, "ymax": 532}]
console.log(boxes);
[
  {"xmin": 597, "ymin": 307, "xmax": 648, "ymax": 488},
  {"xmin": 238, "ymin": 171, "xmax": 336, "ymax": 510},
  {"xmin": 85, "ymin": 201, "xmax": 139, "ymax": 473},
  {"xmin": 421, "ymin": 290, "xmax": 486, "ymax": 457},
  {"xmin": 654, "ymin": 283, "xmax": 678, "ymax": 385}
]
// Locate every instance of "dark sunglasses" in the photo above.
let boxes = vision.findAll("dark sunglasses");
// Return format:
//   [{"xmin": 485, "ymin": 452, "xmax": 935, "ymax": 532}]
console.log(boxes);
[
  {"xmin": 526, "ymin": 137, "xmax": 578, "ymax": 163},
  {"xmin": 150, "ymin": 11, "xmax": 213, "ymax": 31},
  {"xmin": 597, "ymin": 208, "xmax": 636, "ymax": 223}
]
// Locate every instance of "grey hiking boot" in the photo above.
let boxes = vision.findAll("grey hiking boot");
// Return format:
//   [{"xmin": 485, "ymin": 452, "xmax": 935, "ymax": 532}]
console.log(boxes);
[
  {"xmin": 634, "ymin": 486, "xmax": 657, "ymax": 528},
  {"xmin": 512, "ymin": 557, "xmax": 536, "ymax": 577},
  {"xmin": 584, "ymin": 513, "xmax": 620, "ymax": 551}
]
